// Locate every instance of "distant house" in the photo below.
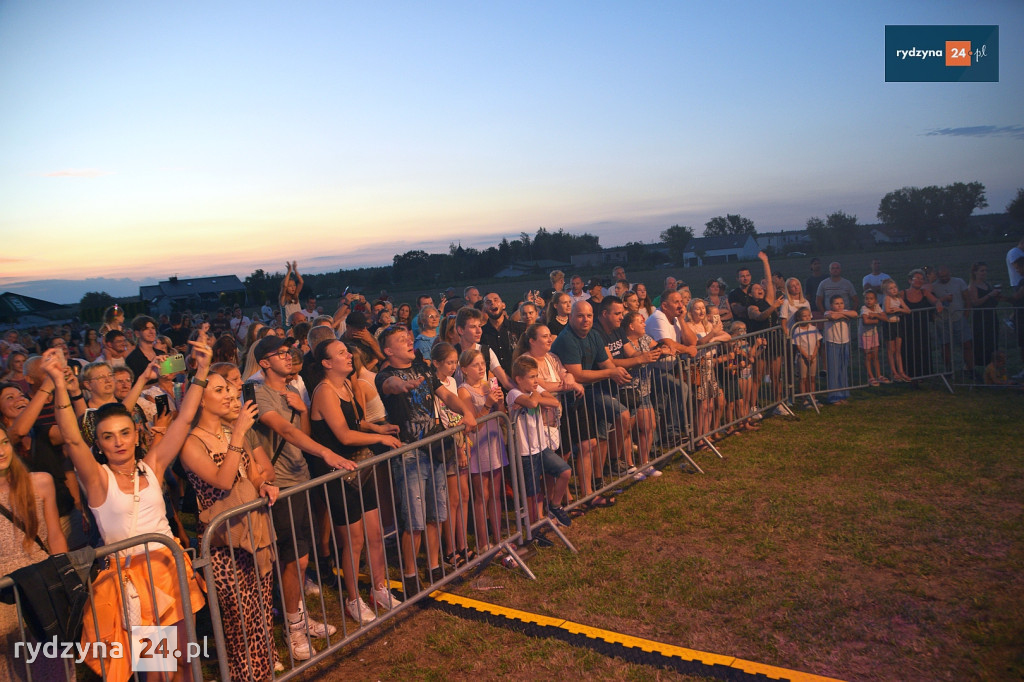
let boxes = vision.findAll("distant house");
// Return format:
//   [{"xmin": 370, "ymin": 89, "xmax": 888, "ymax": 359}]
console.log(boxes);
[
  {"xmin": 682, "ymin": 235, "xmax": 760, "ymax": 267},
  {"xmin": 870, "ymin": 228, "xmax": 912, "ymax": 244},
  {"xmin": 756, "ymin": 230, "xmax": 811, "ymax": 254},
  {"xmin": 570, "ymin": 249, "xmax": 627, "ymax": 268},
  {"xmin": 0, "ymin": 292, "xmax": 72, "ymax": 327},
  {"xmin": 140, "ymin": 275, "xmax": 248, "ymax": 316},
  {"xmin": 495, "ymin": 259, "xmax": 571, "ymax": 279}
]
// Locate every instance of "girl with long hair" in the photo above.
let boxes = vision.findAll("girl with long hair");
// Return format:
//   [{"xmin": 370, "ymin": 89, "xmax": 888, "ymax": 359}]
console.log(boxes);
[{"xmin": 0, "ymin": 425, "xmax": 67, "ymax": 682}]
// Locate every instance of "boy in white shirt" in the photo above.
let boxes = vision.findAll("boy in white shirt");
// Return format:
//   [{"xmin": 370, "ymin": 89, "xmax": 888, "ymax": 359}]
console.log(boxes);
[{"xmin": 506, "ymin": 355, "xmax": 572, "ymax": 527}]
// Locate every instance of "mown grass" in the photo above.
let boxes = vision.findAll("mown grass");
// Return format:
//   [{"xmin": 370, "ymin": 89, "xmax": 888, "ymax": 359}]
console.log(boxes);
[{"xmin": 305, "ymin": 385, "xmax": 1023, "ymax": 681}]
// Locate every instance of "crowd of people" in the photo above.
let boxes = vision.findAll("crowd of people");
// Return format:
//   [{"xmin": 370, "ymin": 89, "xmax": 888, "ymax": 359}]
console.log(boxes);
[{"xmin": 2, "ymin": 242, "xmax": 1023, "ymax": 680}]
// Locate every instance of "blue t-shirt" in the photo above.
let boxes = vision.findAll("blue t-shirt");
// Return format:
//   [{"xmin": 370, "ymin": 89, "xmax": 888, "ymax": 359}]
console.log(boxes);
[{"xmin": 551, "ymin": 325, "xmax": 609, "ymax": 394}]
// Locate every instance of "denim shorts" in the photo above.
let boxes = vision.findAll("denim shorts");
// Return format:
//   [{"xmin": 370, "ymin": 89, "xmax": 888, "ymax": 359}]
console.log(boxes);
[
  {"xmin": 521, "ymin": 448, "xmax": 571, "ymax": 498},
  {"xmin": 391, "ymin": 449, "xmax": 448, "ymax": 532},
  {"xmin": 587, "ymin": 390, "xmax": 628, "ymax": 439}
]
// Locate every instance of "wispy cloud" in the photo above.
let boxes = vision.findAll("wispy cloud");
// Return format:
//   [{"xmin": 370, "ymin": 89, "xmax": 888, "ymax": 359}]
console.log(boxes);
[
  {"xmin": 924, "ymin": 125, "xmax": 1024, "ymax": 140},
  {"xmin": 42, "ymin": 168, "xmax": 114, "ymax": 178}
]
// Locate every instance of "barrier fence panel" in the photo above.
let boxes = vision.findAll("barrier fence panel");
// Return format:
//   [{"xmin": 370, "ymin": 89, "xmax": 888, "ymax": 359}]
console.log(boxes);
[
  {"xmin": 1, "ymin": 533, "xmax": 202, "ymax": 682},
  {"xmin": 950, "ymin": 304, "xmax": 1024, "ymax": 388},
  {"xmin": 199, "ymin": 411, "xmax": 526, "ymax": 681}
]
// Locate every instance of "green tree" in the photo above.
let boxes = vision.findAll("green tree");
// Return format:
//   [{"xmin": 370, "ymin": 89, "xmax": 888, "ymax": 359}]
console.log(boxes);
[
  {"xmin": 805, "ymin": 216, "xmax": 830, "ymax": 251},
  {"xmin": 80, "ymin": 291, "xmax": 116, "ymax": 310},
  {"xmin": 1008, "ymin": 188, "xmax": 1024, "ymax": 224},
  {"xmin": 660, "ymin": 225, "xmax": 694, "ymax": 265},
  {"xmin": 704, "ymin": 214, "xmax": 756, "ymax": 237},
  {"xmin": 940, "ymin": 181, "xmax": 987, "ymax": 235}
]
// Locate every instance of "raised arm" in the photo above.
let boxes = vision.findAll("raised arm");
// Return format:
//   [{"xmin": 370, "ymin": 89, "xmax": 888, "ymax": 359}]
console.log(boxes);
[
  {"xmin": 122, "ymin": 358, "xmax": 161, "ymax": 412},
  {"xmin": 147, "ymin": 338, "xmax": 212, "ymax": 477},
  {"xmin": 39, "ymin": 350, "xmax": 106, "ymax": 502},
  {"xmin": 758, "ymin": 252, "xmax": 775, "ymax": 303},
  {"xmin": 9, "ymin": 376, "xmax": 54, "ymax": 439}
]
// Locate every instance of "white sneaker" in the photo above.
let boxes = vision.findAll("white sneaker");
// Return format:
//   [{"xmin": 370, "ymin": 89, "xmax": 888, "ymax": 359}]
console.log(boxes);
[
  {"xmin": 304, "ymin": 577, "xmax": 321, "ymax": 596},
  {"xmin": 304, "ymin": 615, "xmax": 337, "ymax": 638},
  {"xmin": 372, "ymin": 585, "xmax": 403, "ymax": 612},
  {"xmin": 644, "ymin": 467, "xmax": 662, "ymax": 478},
  {"xmin": 632, "ymin": 470, "xmax": 647, "ymax": 481},
  {"xmin": 288, "ymin": 626, "xmax": 315, "ymax": 661},
  {"xmin": 346, "ymin": 597, "xmax": 377, "ymax": 625}
]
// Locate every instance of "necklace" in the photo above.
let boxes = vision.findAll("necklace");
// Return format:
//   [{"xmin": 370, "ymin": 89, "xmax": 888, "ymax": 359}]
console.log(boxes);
[
  {"xmin": 195, "ymin": 424, "xmax": 224, "ymax": 440},
  {"xmin": 111, "ymin": 465, "xmax": 137, "ymax": 480}
]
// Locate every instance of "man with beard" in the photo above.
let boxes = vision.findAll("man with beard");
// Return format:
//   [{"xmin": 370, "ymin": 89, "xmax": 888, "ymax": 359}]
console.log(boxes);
[{"xmin": 480, "ymin": 292, "xmax": 525, "ymax": 375}]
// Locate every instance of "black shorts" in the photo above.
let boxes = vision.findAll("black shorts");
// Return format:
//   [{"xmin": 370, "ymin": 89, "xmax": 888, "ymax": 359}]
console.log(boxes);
[{"xmin": 271, "ymin": 488, "xmax": 312, "ymax": 565}]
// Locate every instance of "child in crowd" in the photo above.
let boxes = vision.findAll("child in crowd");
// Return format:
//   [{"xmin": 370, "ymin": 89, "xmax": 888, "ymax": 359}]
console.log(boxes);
[
  {"xmin": 983, "ymin": 351, "xmax": 1019, "ymax": 387},
  {"xmin": 457, "ymin": 349, "xmax": 508, "ymax": 549},
  {"xmin": 506, "ymin": 355, "xmax": 572, "ymax": 527},
  {"xmin": 859, "ymin": 290, "xmax": 888, "ymax": 386},
  {"xmin": 790, "ymin": 307, "xmax": 821, "ymax": 407},
  {"xmin": 728, "ymin": 321, "xmax": 762, "ymax": 430},
  {"xmin": 824, "ymin": 295, "xmax": 858, "ymax": 405},
  {"xmin": 883, "ymin": 280, "xmax": 913, "ymax": 382},
  {"xmin": 431, "ymin": 343, "xmax": 474, "ymax": 567}
]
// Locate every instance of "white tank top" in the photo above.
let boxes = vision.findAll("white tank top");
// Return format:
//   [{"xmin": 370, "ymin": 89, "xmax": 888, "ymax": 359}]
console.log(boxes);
[{"xmin": 91, "ymin": 461, "xmax": 173, "ymax": 554}]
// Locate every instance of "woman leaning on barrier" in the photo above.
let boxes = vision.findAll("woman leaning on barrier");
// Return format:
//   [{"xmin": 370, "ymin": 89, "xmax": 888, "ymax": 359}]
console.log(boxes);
[
  {"xmin": 40, "ymin": 341, "xmax": 210, "ymax": 682},
  {"xmin": 310, "ymin": 340, "xmax": 404, "ymax": 626},
  {"xmin": 180, "ymin": 371, "xmax": 279, "ymax": 681},
  {"xmin": 0, "ymin": 424, "xmax": 68, "ymax": 682}
]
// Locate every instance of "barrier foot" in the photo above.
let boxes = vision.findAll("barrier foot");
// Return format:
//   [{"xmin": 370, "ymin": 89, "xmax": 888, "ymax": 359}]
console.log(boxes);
[
  {"xmin": 537, "ymin": 518, "xmax": 578, "ymax": 554},
  {"xmin": 940, "ymin": 374, "xmax": 955, "ymax": 395},
  {"xmin": 497, "ymin": 540, "xmax": 537, "ymax": 580},
  {"xmin": 678, "ymin": 451, "xmax": 705, "ymax": 474}
]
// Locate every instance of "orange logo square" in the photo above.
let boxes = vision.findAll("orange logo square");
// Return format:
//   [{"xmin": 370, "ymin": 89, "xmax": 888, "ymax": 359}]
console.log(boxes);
[{"xmin": 946, "ymin": 41, "xmax": 971, "ymax": 66}]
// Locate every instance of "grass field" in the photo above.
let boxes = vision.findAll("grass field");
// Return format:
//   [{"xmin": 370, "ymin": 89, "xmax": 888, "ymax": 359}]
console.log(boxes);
[{"xmin": 291, "ymin": 382, "xmax": 1023, "ymax": 682}]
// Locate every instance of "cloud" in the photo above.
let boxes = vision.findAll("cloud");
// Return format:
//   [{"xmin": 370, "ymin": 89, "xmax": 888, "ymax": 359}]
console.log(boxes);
[
  {"xmin": 42, "ymin": 168, "xmax": 114, "ymax": 178},
  {"xmin": 924, "ymin": 125, "xmax": 1024, "ymax": 140}
]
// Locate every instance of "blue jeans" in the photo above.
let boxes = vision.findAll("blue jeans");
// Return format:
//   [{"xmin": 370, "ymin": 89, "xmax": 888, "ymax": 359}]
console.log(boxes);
[
  {"xmin": 826, "ymin": 341, "xmax": 850, "ymax": 402},
  {"xmin": 391, "ymin": 449, "xmax": 448, "ymax": 532}
]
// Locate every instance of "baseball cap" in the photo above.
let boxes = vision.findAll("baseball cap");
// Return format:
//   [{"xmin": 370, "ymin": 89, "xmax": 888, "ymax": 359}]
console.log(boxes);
[{"xmin": 253, "ymin": 335, "xmax": 296, "ymax": 361}]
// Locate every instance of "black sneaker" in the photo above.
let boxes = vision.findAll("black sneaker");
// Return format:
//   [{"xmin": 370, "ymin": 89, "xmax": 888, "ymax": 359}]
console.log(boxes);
[
  {"xmin": 547, "ymin": 504, "xmax": 572, "ymax": 527},
  {"xmin": 532, "ymin": 534, "xmax": 554, "ymax": 548},
  {"xmin": 402, "ymin": 575, "xmax": 420, "ymax": 597},
  {"xmin": 428, "ymin": 566, "xmax": 445, "ymax": 584}
]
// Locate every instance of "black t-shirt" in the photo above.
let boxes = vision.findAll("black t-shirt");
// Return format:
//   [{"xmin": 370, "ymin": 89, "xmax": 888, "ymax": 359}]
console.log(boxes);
[
  {"xmin": 728, "ymin": 287, "xmax": 755, "ymax": 320},
  {"xmin": 375, "ymin": 360, "xmax": 440, "ymax": 443},
  {"xmin": 746, "ymin": 299, "xmax": 774, "ymax": 333},
  {"xmin": 25, "ymin": 425, "xmax": 75, "ymax": 517},
  {"xmin": 480, "ymin": 317, "xmax": 525, "ymax": 375}
]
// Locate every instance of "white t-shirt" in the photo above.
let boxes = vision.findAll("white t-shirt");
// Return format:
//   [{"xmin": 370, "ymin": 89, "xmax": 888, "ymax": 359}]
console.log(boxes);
[
  {"xmin": 506, "ymin": 386, "xmax": 560, "ymax": 453},
  {"xmin": 645, "ymin": 309, "xmax": 683, "ymax": 344},
  {"xmin": 1007, "ymin": 246, "xmax": 1024, "ymax": 287},
  {"xmin": 930, "ymin": 277, "xmax": 968, "ymax": 321},
  {"xmin": 862, "ymin": 272, "xmax": 891, "ymax": 291}
]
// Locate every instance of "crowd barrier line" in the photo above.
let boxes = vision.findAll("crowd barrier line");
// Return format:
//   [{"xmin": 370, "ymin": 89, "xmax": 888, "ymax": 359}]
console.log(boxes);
[{"xmin": 198, "ymin": 410, "xmax": 529, "ymax": 681}]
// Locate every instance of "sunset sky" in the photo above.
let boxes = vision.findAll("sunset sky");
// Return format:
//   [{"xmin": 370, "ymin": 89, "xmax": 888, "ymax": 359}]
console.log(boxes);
[{"xmin": 1, "ymin": 1, "xmax": 1021, "ymax": 302}]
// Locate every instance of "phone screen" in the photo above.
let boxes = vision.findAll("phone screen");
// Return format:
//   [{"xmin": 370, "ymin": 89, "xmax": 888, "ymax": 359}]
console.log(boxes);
[
  {"xmin": 241, "ymin": 383, "xmax": 258, "ymax": 414},
  {"xmin": 155, "ymin": 394, "xmax": 169, "ymax": 417},
  {"xmin": 159, "ymin": 354, "xmax": 187, "ymax": 375}
]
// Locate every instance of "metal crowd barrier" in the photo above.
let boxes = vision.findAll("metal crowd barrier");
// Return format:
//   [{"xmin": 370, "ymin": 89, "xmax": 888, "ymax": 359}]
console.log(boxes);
[
  {"xmin": 198, "ymin": 410, "xmax": 527, "ymax": 682},
  {"xmin": 1, "ymin": 533, "xmax": 202, "ymax": 682},
  {"xmin": 948, "ymin": 304, "xmax": 1024, "ymax": 388},
  {"xmin": 793, "ymin": 304, "xmax": 958, "ymax": 409}
]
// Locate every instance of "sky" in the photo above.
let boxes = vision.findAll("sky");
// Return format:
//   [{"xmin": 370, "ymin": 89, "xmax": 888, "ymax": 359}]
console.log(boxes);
[{"xmin": 1, "ymin": 1, "xmax": 1022, "ymax": 303}]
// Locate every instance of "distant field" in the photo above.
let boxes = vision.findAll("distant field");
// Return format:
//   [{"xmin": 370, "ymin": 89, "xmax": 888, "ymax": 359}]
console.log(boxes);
[{"xmin": 375, "ymin": 240, "xmax": 1014, "ymax": 309}]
